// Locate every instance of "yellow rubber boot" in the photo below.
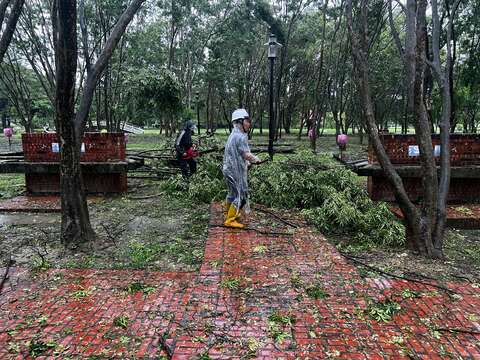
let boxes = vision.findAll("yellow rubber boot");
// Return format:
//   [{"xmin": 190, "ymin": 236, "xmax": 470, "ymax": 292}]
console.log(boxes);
[
  {"xmin": 235, "ymin": 208, "xmax": 246, "ymax": 223},
  {"xmin": 223, "ymin": 200, "xmax": 231, "ymax": 215},
  {"xmin": 224, "ymin": 204, "xmax": 245, "ymax": 229}
]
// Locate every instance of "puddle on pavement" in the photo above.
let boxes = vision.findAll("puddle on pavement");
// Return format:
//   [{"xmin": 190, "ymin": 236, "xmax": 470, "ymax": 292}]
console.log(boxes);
[{"xmin": 0, "ymin": 213, "xmax": 60, "ymax": 226}]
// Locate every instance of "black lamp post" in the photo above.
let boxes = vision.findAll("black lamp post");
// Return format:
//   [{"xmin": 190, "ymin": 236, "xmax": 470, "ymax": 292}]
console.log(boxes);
[
  {"xmin": 265, "ymin": 32, "xmax": 282, "ymax": 160},
  {"xmin": 195, "ymin": 91, "xmax": 200, "ymax": 136}
]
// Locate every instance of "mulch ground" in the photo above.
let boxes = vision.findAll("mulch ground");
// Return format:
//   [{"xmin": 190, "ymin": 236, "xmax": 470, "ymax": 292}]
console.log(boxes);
[
  {"xmin": 391, "ymin": 204, "xmax": 480, "ymax": 229},
  {"xmin": 0, "ymin": 203, "xmax": 479, "ymax": 359}
]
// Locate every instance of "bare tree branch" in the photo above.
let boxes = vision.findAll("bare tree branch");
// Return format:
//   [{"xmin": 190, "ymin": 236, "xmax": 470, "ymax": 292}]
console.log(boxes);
[
  {"xmin": 0, "ymin": 0, "xmax": 24, "ymax": 63},
  {"xmin": 75, "ymin": 0, "xmax": 147, "ymax": 139}
]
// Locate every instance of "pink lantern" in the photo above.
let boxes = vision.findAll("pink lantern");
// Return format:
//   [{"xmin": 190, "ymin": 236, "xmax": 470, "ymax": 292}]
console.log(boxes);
[
  {"xmin": 337, "ymin": 134, "xmax": 348, "ymax": 145},
  {"xmin": 3, "ymin": 127, "xmax": 13, "ymax": 150},
  {"xmin": 308, "ymin": 128, "xmax": 314, "ymax": 139},
  {"xmin": 3, "ymin": 127, "xmax": 13, "ymax": 138},
  {"xmin": 337, "ymin": 134, "xmax": 348, "ymax": 153}
]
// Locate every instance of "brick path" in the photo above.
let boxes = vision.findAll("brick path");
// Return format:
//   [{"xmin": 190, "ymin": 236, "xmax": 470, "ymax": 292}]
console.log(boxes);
[{"xmin": 0, "ymin": 203, "xmax": 479, "ymax": 359}]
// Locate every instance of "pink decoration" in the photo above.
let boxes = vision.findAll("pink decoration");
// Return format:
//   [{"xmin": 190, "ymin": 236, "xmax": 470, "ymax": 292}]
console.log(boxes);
[
  {"xmin": 308, "ymin": 129, "xmax": 314, "ymax": 139},
  {"xmin": 3, "ymin": 127, "xmax": 13, "ymax": 138},
  {"xmin": 337, "ymin": 134, "xmax": 348, "ymax": 145}
]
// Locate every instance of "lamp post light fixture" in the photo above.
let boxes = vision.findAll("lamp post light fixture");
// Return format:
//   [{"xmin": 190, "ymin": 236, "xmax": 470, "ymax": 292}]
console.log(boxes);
[{"xmin": 265, "ymin": 32, "xmax": 282, "ymax": 160}]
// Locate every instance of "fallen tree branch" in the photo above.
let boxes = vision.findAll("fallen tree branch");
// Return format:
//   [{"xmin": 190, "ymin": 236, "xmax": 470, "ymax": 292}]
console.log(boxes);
[
  {"xmin": 450, "ymin": 274, "xmax": 474, "ymax": 283},
  {"xmin": 339, "ymin": 251, "xmax": 457, "ymax": 295},
  {"xmin": 208, "ymin": 224, "xmax": 293, "ymax": 236},
  {"xmin": 435, "ymin": 327, "xmax": 480, "ymax": 335},
  {"xmin": 159, "ymin": 332, "xmax": 174, "ymax": 359},
  {"xmin": 127, "ymin": 193, "xmax": 164, "ymax": 200},
  {"xmin": 100, "ymin": 223, "xmax": 118, "ymax": 246},
  {"xmin": 128, "ymin": 176, "xmax": 171, "ymax": 180},
  {"xmin": 253, "ymin": 206, "xmax": 299, "ymax": 228},
  {"xmin": 0, "ymin": 256, "xmax": 14, "ymax": 295}
]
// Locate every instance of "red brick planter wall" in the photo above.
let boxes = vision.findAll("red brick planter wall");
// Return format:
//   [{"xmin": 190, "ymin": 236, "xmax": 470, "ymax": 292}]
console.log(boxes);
[
  {"xmin": 22, "ymin": 133, "xmax": 126, "ymax": 162},
  {"xmin": 368, "ymin": 134, "xmax": 480, "ymax": 203},
  {"xmin": 21, "ymin": 132, "xmax": 127, "ymax": 194},
  {"xmin": 368, "ymin": 134, "xmax": 480, "ymax": 165}
]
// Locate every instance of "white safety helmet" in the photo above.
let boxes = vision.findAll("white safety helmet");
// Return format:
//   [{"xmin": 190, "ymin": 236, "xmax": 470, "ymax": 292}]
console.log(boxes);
[{"xmin": 231, "ymin": 108, "xmax": 249, "ymax": 123}]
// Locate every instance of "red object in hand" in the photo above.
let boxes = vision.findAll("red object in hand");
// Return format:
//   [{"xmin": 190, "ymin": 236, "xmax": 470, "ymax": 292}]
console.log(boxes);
[{"xmin": 182, "ymin": 147, "xmax": 199, "ymax": 159}]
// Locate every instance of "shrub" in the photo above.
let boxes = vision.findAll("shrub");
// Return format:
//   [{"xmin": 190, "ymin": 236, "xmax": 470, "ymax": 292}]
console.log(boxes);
[
  {"xmin": 302, "ymin": 194, "xmax": 404, "ymax": 247},
  {"xmin": 162, "ymin": 156, "xmax": 226, "ymax": 201}
]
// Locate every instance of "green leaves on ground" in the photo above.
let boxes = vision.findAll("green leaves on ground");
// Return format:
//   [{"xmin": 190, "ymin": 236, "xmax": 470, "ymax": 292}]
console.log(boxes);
[
  {"xmin": 365, "ymin": 299, "xmax": 401, "ymax": 322},
  {"xmin": 124, "ymin": 282, "xmax": 155, "ymax": 295},
  {"xmin": 113, "ymin": 315, "xmax": 130, "ymax": 329},
  {"xmin": 164, "ymin": 150, "xmax": 404, "ymax": 248},
  {"xmin": 267, "ymin": 311, "xmax": 295, "ymax": 344}
]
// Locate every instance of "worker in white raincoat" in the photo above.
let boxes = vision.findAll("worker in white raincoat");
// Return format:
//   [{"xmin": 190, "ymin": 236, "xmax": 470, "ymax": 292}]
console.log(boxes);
[{"xmin": 223, "ymin": 109, "xmax": 260, "ymax": 228}]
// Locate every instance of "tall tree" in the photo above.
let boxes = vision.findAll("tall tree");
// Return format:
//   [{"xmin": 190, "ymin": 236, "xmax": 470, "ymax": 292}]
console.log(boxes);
[
  {"xmin": 346, "ymin": 0, "xmax": 458, "ymax": 258},
  {"xmin": 54, "ymin": 0, "xmax": 146, "ymax": 245}
]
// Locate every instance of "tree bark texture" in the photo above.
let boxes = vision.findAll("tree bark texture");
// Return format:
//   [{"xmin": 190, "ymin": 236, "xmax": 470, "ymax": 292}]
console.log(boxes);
[
  {"xmin": 429, "ymin": 0, "xmax": 460, "ymax": 256},
  {"xmin": 346, "ymin": 0, "xmax": 446, "ymax": 259},
  {"xmin": 55, "ymin": 0, "xmax": 95, "ymax": 245}
]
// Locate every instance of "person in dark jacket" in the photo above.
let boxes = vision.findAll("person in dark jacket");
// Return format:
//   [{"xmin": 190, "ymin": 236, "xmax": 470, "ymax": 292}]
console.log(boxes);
[{"xmin": 175, "ymin": 119, "xmax": 198, "ymax": 178}]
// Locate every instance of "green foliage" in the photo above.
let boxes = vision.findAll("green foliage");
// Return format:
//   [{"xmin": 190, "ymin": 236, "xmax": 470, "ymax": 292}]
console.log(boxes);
[
  {"xmin": 161, "ymin": 155, "xmax": 226, "ymax": 202},
  {"xmin": 127, "ymin": 240, "xmax": 163, "ymax": 268},
  {"xmin": 303, "ymin": 191, "xmax": 404, "ymax": 247},
  {"xmin": 113, "ymin": 315, "xmax": 130, "ymax": 329},
  {"xmin": 198, "ymin": 353, "xmax": 212, "ymax": 360},
  {"xmin": 365, "ymin": 300, "xmax": 401, "ymax": 322},
  {"xmin": 305, "ymin": 284, "xmax": 329, "ymax": 300},
  {"xmin": 0, "ymin": 174, "xmax": 24, "ymax": 199},
  {"xmin": 220, "ymin": 277, "xmax": 241, "ymax": 291},
  {"xmin": 27, "ymin": 338, "xmax": 57, "ymax": 357},
  {"xmin": 124, "ymin": 68, "xmax": 183, "ymax": 124},
  {"xmin": 401, "ymin": 289, "xmax": 420, "ymax": 299},
  {"xmin": 32, "ymin": 257, "xmax": 52, "ymax": 272},
  {"xmin": 124, "ymin": 282, "xmax": 156, "ymax": 295},
  {"xmin": 267, "ymin": 311, "xmax": 295, "ymax": 344},
  {"xmin": 163, "ymin": 149, "xmax": 404, "ymax": 248},
  {"xmin": 70, "ymin": 287, "xmax": 94, "ymax": 299}
]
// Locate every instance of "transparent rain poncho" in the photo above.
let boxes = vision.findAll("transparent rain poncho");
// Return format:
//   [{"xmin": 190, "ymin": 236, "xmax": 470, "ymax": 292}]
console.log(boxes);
[{"xmin": 223, "ymin": 125, "xmax": 251, "ymax": 213}]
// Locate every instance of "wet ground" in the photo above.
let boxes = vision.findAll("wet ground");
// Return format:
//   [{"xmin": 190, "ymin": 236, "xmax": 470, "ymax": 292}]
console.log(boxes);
[
  {"xmin": 0, "ymin": 213, "xmax": 59, "ymax": 226},
  {"xmin": 0, "ymin": 180, "xmax": 209, "ymax": 272}
]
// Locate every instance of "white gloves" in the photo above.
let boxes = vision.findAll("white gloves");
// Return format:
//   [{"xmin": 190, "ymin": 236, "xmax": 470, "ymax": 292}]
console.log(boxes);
[{"xmin": 245, "ymin": 152, "xmax": 261, "ymax": 164}]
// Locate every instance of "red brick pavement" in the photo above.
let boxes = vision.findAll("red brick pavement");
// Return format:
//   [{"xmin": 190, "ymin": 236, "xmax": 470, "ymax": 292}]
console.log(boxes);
[{"xmin": 0, "ymin": 203, "xmax": 479, "ymax": 359}]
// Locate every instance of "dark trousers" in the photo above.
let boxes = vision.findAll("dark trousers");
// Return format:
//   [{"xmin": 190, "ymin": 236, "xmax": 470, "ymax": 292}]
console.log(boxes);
[{"xmin": 178, "ymin": 157, "xmax": 197, "ymax": 178}]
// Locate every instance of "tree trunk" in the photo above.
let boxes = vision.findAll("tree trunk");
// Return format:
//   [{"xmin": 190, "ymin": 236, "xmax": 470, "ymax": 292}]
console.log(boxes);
[
  {"xmin": 55, "ymin": 0, "xmax": 95, "ymax": 246},
  {"xmin": 0, "ymin": 0, "xmax": 24, "ymax": 64},
  {"xmin": 346, "ymin": 0, "xmax": 445, "ymax": 259},
  {"xmin": 412, "ymin": 0, "xmax": 438, "ymax": 257}
]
